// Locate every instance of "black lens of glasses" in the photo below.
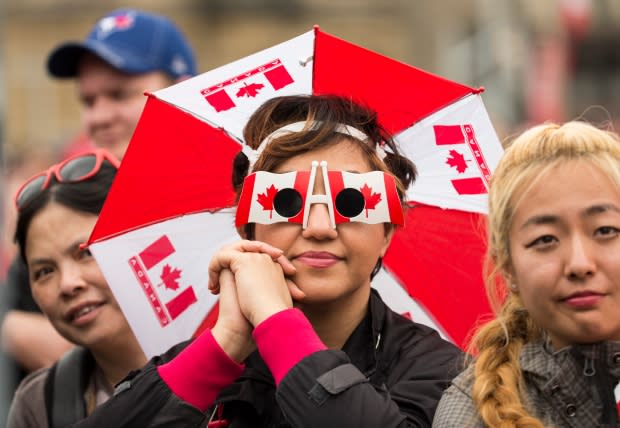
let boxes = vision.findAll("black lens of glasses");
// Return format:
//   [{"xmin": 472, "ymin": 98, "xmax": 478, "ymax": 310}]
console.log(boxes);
[
  {"xmin": 335, "ymin": 188, "xmax": 365, "ymax": 218},
  {"xmin": 59, "ymin": 155, "xmax": 98, "ymax": 182},
  {"xmin": 274, "ymin": 188, "xmax": 303, "ymax": 218},
  {"xmin": 16, "ymin": 175, "xmax": 47, "ymax": 209}
]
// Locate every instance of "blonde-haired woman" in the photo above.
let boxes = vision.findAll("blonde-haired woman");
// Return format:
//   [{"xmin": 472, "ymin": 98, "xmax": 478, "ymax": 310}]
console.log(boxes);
[{"xmin": 433, "ymin": 121, "xmax": 620, "ymax": 427}]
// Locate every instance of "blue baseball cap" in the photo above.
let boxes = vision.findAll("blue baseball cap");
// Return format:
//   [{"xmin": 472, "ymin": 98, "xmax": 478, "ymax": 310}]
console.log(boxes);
[{"xmin": 47, "ymin": 8, "xmax": 197, "ymax": 79}]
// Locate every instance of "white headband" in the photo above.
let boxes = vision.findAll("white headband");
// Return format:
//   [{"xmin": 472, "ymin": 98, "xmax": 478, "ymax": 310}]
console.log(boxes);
[{"xmin": 242, "ymin": 120, "xmax": 387, "ymax": 171}]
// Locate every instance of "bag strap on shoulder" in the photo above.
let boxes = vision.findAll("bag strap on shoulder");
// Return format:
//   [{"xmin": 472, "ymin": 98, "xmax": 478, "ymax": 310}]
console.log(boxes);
[{"xmin": 44, "ymin": 346, "xmax": 94, "ymax": 428}]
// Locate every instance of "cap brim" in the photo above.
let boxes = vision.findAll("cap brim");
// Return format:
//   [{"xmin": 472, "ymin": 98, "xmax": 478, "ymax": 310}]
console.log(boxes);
[
  {"xmin": 47, "ymin": 42, "xmax": 92, "ymax": 78},
  {"xmin": 47, "ymin": 40, "xmax": 151, "ymax": 78}
]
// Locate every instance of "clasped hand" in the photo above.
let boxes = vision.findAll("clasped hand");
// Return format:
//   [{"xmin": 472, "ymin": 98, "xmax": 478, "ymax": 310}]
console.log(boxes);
[{"xmin": 207, "ymin": 240, "xmax": 304, "ymax": 362}]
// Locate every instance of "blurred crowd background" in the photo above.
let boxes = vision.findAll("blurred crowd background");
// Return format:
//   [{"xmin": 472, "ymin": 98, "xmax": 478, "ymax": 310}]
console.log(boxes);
[{"xmin": 0, "ymin": 0, "xmax": 619, "ymax": 424}]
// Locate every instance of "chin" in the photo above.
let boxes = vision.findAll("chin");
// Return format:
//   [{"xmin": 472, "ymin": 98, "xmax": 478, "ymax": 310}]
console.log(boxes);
[
  {"xmin": 79, "ymin": 332, "xmax": 115, "ymax": 350},
  {"xmin": 294, "ymin": 289, "xmax": 338, "ymax": 306}
]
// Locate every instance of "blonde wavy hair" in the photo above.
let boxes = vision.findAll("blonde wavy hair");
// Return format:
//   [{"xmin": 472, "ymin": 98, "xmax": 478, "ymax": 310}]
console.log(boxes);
[{"xmin": 471, "ymin": 121, "xmax": 620, "ymax": 427}]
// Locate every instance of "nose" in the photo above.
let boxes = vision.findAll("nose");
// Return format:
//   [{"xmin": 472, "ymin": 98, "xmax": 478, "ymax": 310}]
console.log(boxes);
[
  {"xmin": 302, "ymin": 203, "xmax": 338, "ymax": 240},
  {"xmin": 58, "ymin": 263, "xmax": 87, "ymax": 296},
  {"xmin": 84, "ymin": 96, "xmax": 115, "ymax": 127},
  {"xmin": 564, "ymin": 235, "xmax": 596, "ymax": 280}
]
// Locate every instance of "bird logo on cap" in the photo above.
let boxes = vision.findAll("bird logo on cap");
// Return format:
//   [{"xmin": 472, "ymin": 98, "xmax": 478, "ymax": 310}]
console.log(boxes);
[{"xmin": 96, "ymin": 12, "xmax": 135, "ymax": 39}]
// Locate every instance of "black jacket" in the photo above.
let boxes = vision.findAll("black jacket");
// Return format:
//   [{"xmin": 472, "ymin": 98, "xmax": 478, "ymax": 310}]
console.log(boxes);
[{"xmin": 72, "ymin": 289, "xmax": 463, "ymax": 427}]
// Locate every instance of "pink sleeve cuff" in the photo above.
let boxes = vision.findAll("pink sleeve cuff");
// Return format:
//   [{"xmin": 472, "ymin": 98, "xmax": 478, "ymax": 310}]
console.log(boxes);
[
  {"xmin": 157, "ymin": 329, "xmax": 244, "ymax": 411},
  {"xmin": 253, "ymin": 308, "xmax": 327, "ymax": 385}
]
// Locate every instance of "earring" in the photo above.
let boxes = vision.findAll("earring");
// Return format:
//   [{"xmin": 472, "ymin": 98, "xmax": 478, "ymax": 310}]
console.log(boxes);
[{"xmin": 509, "ymin": 283, "xmax": 518, "ymax": 292}]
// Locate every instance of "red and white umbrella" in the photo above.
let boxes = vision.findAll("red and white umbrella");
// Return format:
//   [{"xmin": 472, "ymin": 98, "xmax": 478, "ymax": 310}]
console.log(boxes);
[{"xmin": 88, "ymin": 27, "xmax": 501, "ymax": 358}]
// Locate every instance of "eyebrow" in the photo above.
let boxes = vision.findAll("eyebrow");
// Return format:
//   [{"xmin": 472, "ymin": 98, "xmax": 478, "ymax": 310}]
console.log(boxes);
[
  {"xmin": 520, "ymin": 203, "xmax": 620, "ymax": 230},
  {"xmin": 583, "ymin": 203, "xmax": 620, "ymax": 216},
  {"xmin": 28, "ymin": 257, "xmax": 52, "ymax": 268},
  {"xmin": 28, "ymin": 238, "xmax": 87, "ymax": 266},
  {"xmin": 520, "ymin": 214, "xmax": 558, "ymax": 230}
]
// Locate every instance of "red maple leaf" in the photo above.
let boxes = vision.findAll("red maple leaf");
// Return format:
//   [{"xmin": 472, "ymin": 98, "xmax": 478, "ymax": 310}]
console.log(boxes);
[
  {"xmin": 159, "ymin": 264, "xmax": 182, "ymax": 291},
  {"xmin": 236, "ymin": 82, "xmax": 264, "ymax": 98},
  {"xmin": 114, "ymin": 15, "xmax": 132, "ymax": 29},
  {"xmin": 257, "ymin": 184, "xmax": 278, "ymax": 219},
  {"xmin": 360, "ymin": 183, "xmax": 382, "ymax": 217},
  {"xmin": 446, "ymin": 150, "xmax": 468, "ymax": 173}
]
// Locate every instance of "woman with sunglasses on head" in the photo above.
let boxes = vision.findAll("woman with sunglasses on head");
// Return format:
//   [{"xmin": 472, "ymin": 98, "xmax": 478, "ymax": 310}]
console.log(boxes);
[
  {"xmin": 72, "ymin": 94, "xmax": 462, "ymax": 428},
  {"xmin": 432, "ymin": 121, "xmax": 620, "ymax": 427},
  {"xmin": 6, "ymin": 149, "xmax": 147, "ymax": 428}
]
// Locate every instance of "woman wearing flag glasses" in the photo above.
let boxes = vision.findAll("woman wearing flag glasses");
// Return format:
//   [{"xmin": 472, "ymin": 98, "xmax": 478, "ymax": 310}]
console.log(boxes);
[
  {"xmin": 433, "ymin": 121, "xmax": 620, "ymax": 427},
  {"xmin": 74, "ymin": 94, "xmax": 462, "ymax": 428},
  {"xmin": 7, "ymin": 149, "xmax": 147, "ymax": 427}
]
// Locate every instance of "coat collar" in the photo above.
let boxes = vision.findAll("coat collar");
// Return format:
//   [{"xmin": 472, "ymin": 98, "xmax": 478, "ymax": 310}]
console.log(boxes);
[{"xmin": 520, "ymin": 339, "xmax": 620, "ymax": 379}]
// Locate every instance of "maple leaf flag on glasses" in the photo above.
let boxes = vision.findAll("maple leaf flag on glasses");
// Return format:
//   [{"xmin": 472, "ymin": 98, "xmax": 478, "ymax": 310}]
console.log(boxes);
[
  {"xmin": 327, "ymin": 170, "xmax": 403, "ymax": 225},
  {"xmin": 237, "ymin": 170, "xmax": 310, "ymax": 225},
  {"xmin": 88, "ymin": 26, "xmax": 504, "ymax": 358},
  {"xmin": 236, "ymin": 168, "xmax": 404, "ymax": 227}
]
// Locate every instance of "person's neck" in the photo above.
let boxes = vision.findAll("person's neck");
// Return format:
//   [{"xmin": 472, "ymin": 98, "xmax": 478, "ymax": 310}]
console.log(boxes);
[
  {"xmin": 300, "ymin": 287, "xmax": 370, "ymax": 349},
  {"xmin": 90, "ymin": 336, "xmax": 147, "ymax": 387}
]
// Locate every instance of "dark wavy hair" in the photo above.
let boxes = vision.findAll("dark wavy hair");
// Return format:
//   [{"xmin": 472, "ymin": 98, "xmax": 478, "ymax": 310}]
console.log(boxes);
[
  {"xmin": 233, "ymin": 94, "xmax": 417, "ymax": 240},
  {"xmin": 14, "ymin": 161, "xmax": 117, "ymax": 263}
]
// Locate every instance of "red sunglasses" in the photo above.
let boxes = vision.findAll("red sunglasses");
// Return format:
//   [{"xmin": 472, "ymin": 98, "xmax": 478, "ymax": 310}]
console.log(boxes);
[{"xmin": 14, "ymin": 148, "xmax": 120, "ymax": 211}]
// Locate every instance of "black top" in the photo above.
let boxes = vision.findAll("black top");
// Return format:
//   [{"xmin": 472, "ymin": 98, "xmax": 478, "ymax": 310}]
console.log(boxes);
[{"xmin": 72, "ymin": 289, "xmax": 463, "ymax": 427}]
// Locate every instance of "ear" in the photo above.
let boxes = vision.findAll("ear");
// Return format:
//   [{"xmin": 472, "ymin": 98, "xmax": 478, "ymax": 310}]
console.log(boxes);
[
  {"xmin": 236, "ymin": 226, "xmax": 248, "ymax": 240},
  {"xmin": 236, "ymin": 224, "xmax": 255, "ymax": 240},
  {"xmin": 380, "ymin": 224, "xmax": 396, "ymax": 257},
  {"xmin": 503, "ymin": 265, "xmax": 515, "ymax": 285},
  {"xmin": 502, "ymin": 266, "xmax": 521, "ymax": 293}
]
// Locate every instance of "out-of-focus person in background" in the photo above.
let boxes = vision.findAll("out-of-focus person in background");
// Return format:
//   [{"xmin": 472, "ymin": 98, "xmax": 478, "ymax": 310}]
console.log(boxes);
[
  {"xmin": 6, "ymin": 149, "xmax": 147, "ymax": 428},
  {"xmin": 46, "ymin": 7, "xmax": 196, "ymax": 161},
  {"xmin": 433, "ymin": 121, "xmax": 620, "ymax": 427},
  {"xmin": 0, "ymin": 6, "xmax": 197, "ymax": 418}
]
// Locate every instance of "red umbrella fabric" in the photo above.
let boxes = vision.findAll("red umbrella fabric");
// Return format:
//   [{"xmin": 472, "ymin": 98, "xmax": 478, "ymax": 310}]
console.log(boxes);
[{"xmin": 88, "ymin": 27, "xmax": 501, "ymax": 357}]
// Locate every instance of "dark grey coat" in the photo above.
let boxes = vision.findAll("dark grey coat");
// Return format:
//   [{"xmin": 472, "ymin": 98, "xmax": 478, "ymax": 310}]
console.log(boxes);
[
  {"xmin": 72, "ymin": 289, "xmax": 462, "ymax": 428},
  {"xmin": 433, "ymin": 340, "xmax": 620, "ymax": 427}
]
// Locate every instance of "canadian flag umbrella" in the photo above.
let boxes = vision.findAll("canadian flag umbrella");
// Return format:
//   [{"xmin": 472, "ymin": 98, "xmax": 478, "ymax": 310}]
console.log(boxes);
[{"xmin": 88, "ymin": 27, "xmax": 502, "ymax": 358}]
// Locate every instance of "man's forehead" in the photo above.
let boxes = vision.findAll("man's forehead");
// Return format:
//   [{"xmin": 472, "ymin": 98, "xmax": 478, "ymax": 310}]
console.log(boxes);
[{"xmin": 77, "ymin": 68, "xmax": 162, "ymax": 97}]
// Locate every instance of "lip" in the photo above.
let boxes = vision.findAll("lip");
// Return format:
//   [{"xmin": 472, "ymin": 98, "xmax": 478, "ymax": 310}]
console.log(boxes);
[
  {"xmin": 561, "ymin": 291, "xmax": 605, "ymax": 309},
  {"xmin": 294, "ymin": 251, "xmax": 342, "ymax": 268},
  {"xmin": 65, "ymin": 300, "xmax": 105, "ymax": 326},
  {"xmin": 92, "ymin": 131, "xmax": 122, "ymax": 147}
]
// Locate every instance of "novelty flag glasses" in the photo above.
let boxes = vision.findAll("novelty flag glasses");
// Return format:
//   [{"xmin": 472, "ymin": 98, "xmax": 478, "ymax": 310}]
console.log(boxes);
[
  {"xmin": 236, "ymin": 160, "xmax": 404, "ymax": 228},
  {"xmin": 15, "ymin": 148, "xmax": 120, "ymax": 211}
]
